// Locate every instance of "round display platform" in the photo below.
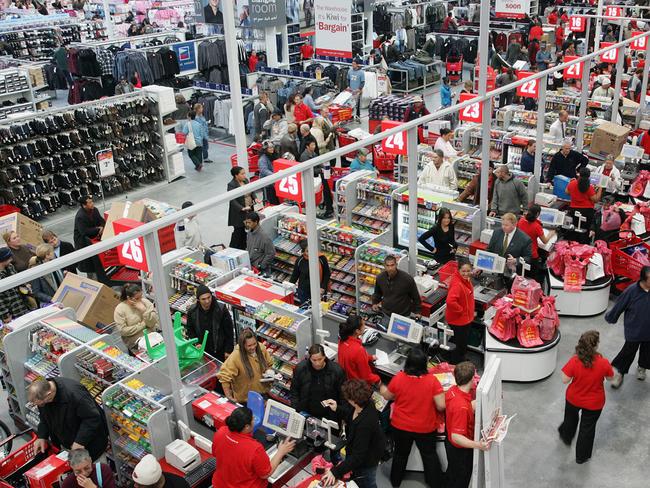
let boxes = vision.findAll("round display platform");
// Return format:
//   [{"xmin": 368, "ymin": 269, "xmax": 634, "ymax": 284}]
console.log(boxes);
[
  {"xmin": 485, "ymin": 326, "xmax": 561, "ymax": 382},
  {"xmin": 547, "ymin": 270, "xmax": 611, "ymax": 316}
]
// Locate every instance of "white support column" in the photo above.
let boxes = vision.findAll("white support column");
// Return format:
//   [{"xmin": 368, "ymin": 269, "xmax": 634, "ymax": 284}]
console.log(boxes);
[
  {"xmin": 576, "ymin": 20, "xmax": 592, "ymax": 151},
  {"xmin": 102, "ymin": 0, "xmax": 115, "ymax": 39},
  {"xmin": 142, "ymin": 232, "xmax": 188, "ymax": 426},
  {"xmin": 302, "ymin": 170, "xmax": 322, "ymax": 331},
  {"xmin": 477, "ymin": 0, "xmax": 490, "ymax": 228},
  {"xmin": 611, "ymin": 28, "xmax": 625, "ymax": 123},
  {"xmin": 636, "ymin": 35, "xmax": 650, "ymax": 128},
  {"xmin": 222, "ymin": 0, "xmax": 249, "ymax": 171},
  {"xmin": 407, "ymin": 127, "xmax": 418, "ymax": 275},
  {"xmin": 533, "ymin": 76, "xmax": 547, "ymax": 191},
  {"xmin": 265, "ymin": 27, "xmax": 278, "ymax": 67},
  {"xmin": 594, "ymin": 0, "xmax": 605, "ymax": 53}
]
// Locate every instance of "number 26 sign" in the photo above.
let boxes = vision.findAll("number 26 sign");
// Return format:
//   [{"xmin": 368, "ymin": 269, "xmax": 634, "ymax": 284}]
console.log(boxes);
[
  {"xmin": 458, "ymin": 93, "xmax": 482, "ymax": 123},
  {"xmin": 516, "ymin": 71, "xmax": 539, "ymax": 98}
]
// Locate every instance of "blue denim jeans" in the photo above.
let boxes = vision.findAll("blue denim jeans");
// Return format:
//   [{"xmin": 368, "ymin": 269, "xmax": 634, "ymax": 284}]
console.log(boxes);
[
  {"xmin": 202, "ymin": 137, "xmax": 209, "ymax": 160},
  {"xmin": 352, "ymin": 466, "xmax": 378, "ymax": 488}
]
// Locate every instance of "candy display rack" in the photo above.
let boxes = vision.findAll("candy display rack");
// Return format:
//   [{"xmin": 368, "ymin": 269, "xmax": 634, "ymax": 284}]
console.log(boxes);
[
  {"xmin": 347, "ymin": 177, "xmax": 404, "ymax": 240},
  {"xmin": 334, "ymin": 170, "xmax": 376, "ymax": 224}
]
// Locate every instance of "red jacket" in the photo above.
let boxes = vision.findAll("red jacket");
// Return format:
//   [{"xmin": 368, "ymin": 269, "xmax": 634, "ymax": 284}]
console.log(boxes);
[
  {"xmin": 445, "ymin": 272, "xmax": 475, "ymax": 326},
  {"xmin": 338, "ymin": 336, "xmax": 380, "ymax": 385},
  {"xmin": 293, "ymin": 103, "xmax": 314, "ymax": 124},
  {"xmin": 641, "ymin": 131, "xmax": 650, "ymax": 155}
]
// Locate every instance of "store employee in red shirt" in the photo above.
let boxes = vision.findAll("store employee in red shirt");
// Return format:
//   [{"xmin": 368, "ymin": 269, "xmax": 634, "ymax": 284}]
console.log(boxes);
[
  {"xmin": 517, "ymin": 204, "xmax": 555, "ymax": 282},
  {"xmin": 566, "ymin": 167, "xmax": 602, "ymax": 243},
  {"xmin": 558, "ymin": 330, "xmax": 614, "ymax": 464},
  {"xmin": 212, "ymin": 407, "xmax": 295, "ymax": 488},
  {"xmin": 337, "ymin": 315, "xmax": 380, "ymax": 385},
  {"xmin": 300, "ymin": 38, "xmax": 314, "ymax": 60},
  {"xmin": 380, "ymin": 348, "xmax": 445, "ymax": 488},
  {"xmin": 445, "ymin": 361, "xmax": 488, "ymax": 488}
]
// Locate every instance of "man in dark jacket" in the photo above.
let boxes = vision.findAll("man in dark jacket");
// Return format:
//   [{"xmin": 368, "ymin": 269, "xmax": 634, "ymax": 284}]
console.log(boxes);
[
  {"xmin": 546, "ymin": 141, "xmax": 588, "ymax": 183},
  {"xmin": 28, "ymin": 377, "xmax": 108, "ymax": 461},
  {"xmin": 605, "ymin": 265, "xmax": 650, "ymax": 387},
  {"xmin": 372, "ymin": 255, "xmax": 421, "ymax": 318},
  {"xmin": 290, "ymin": 344, "xmax": 345, "ymax": 422},
  {"xmin": 299, "ymin": 124, "xmax": 319, "ymax": 157},
  {"xmin": 185, "ymin": 285, "xmax": 234, "ymax": 362},
  {"xmin": 279, "ymin": 124, "xmax": 300, "ymax": 159},
  {"xmin": 73, "ymin": 196, "xmax": 105, "ymax": 280},
  {"xmin": 290, "ymin": 239, "xmax": 331, "ymax": 304}
]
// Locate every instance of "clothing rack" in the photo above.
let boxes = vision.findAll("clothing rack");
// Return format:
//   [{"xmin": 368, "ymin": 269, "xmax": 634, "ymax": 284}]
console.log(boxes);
[{"xmin": 69, "ymin": 30, "xmax": 186, "ymax": 49}]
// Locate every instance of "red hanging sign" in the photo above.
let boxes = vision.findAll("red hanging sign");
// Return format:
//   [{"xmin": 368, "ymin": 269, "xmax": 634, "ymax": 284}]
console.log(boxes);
[
  {"xmin": 631, "ymin": 32, "xmax": 648, "ymax": 51},
  {"xmin": 563, "ymin": 56, "xmax": 584, "ymax": 80},
  {"xmin": 516, "ymin": 71, "xmax": 539, "ymax": 98},
  {"xmin": 273, "ymin": 158, "xmax": 303, "ymax": 202},
  {"xmin": 568, "ymin": 16, "xmax": 586, "ymax": 33},
  {"xmin": 113, "ymin": 218, "xmax": 149, "ymax": 272},
  {"xmin": 458, "ymin": 93, "xmax": 482, "ymax": 123},
  {"xmin": 381, "ymin": 120, "xmax": 408, "ymax": 155},
  {"xmin": 600, "ymin": 42, "xmax": 618, "ymax": 64},
  {"xmin": 604, "ymin": 6, "xmax": 622, "ymax": 19}
]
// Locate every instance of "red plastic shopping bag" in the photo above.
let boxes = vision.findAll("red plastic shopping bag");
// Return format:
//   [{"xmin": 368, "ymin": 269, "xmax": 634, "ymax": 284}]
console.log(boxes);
[
  {"xmin": 563, "ymin": 254, "xmax": 589, "ymax": 291},
  {"xmin": 538, "ymin": 296, "xmax": 559, "ymax": 341},
  {"xmin": 548, "ymin": 240, "xmax": 571, "ymax": 276},
  {"xmin": 594, "ymin": 240, "xmax": 613, "ymax": 276},
  {"xmin": 517, "ymin": 313, "xmax": 544, "ymax": 348},
  {"xmin": 488, "ymin": 299, "xmax": 518, "ymax": 342},
  {"xmin": 511, "ymin": 275, "xmax": 543, "ymax": 310}
]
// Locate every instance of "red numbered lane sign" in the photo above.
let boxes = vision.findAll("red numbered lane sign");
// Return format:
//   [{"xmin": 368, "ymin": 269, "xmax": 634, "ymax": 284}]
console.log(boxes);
[
  {"xmin": 113, "ymin": 218, "xmax": 149, "ymax": 272},
  {"xmin": 381, "ymin": 120, "xmax": 408, "ymax": 155},
  {"xmin": 604, "ymin": 6, "xmax": 622, "ymax": 19},
  {"xmin": 458, "ymin": 93, "xmax": 482, "ymax": 123},
  {"xmin": 569, "ymin": 16, "xmax": 585, "ymax": 33},
  {"xmin": 563, "ymin": 56, "xmax": 583, "ymax": 80},
  {"xmin": 600, "ymin": 42, "xmax": 618, "ymax": 64},
  {"xmin": 631, "ymin": 32, "xmax": 648, "ymax": 51},
  {"xmin": 273, "ymin": 158, "xmax": 303, "ymax": 201},
  {"xmin": 516, "ymin": 71, "xmax": 539, "ymax": 98}
]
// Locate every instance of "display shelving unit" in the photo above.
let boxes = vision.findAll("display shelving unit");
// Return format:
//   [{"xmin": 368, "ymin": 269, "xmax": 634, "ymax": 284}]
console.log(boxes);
[
  {"xmin": 334, "ymin": 170, "xmax": 376, "ymax": 223},
  {"xmin": 348, "ymin": 177, "xmax": 404, "ymax": 240}
]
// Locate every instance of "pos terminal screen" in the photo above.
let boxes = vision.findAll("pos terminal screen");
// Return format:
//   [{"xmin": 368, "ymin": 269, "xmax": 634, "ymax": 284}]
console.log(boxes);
[{"xmin": 267, "ymin": 405, "xmax": 290, "ymax": 431}]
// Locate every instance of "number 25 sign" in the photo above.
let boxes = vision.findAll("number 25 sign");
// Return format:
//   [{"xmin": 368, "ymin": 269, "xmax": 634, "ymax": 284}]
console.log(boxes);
[
  {"xmin": 516, "ymin": 71, "xmax": 539, "ymax": 98},
  {"xmin": 458, "ymin": 92, "xmax": 482, "ymax": 123},
  {"xmin": 274, "ymin": 158, "xmax": 303, "ymax": 201}
]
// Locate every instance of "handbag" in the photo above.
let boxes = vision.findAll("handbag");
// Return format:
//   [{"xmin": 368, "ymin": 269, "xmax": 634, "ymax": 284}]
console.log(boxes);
[{"xmin": 184, "ymin": 122, "xmax": 197, "ymax": 150}]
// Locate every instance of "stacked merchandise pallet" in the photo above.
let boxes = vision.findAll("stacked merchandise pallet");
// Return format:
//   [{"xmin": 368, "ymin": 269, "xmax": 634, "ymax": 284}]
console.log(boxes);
[
  {"xmin": 320, "ymin": 223, "xmax": 372, "ymax": 316},
  {"xmin": 351, "ymin": 178, "xmax": 402, "ymax": 236},
  {"xmin": 253, "ymin": 300, "xmax": 311, "ymax": 405},
  {"xmin": 356, "ymin": 243, "xmax": 407, "ymax": 318}
]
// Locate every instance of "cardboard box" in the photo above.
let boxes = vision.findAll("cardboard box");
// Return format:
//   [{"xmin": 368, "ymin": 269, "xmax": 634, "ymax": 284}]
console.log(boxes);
[
  {"xmin": 52, "ymin": 273, "xmax": 120, "ymax": 329},
  {"xmin": 590, "ymin": 122, "xmax": 630, "ymax": 157},
  {"xmin": 192, "ymin": 392, "xmax": 239, "ymax": 430},
  {"xmin": 0, "ymin": 212, "xmax": 43, "ymax": 250},
  {"xmin": 101, "ymin": 201, "xmax": 147, "ymax": 241}
]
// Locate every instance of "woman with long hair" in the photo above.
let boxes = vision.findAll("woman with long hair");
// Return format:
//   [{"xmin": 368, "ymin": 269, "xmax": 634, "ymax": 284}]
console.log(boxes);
[
  {"xmin": 445, "ymin": 261, "xmax": 475, "ymax": 364},
  {"xmin": 567, "ymin": 167, "xmax": 602, "ymax": 243},
  {"xmin": 217, "ymin": 328, "xmax": 273, "ymax": 403},
  {"xmin": 558, "ymin": 330, "xmax": 614, "ymax": 464},
  {"xmin": 2, "ymin": 230, "xmax": 34, "ymax": 272},
  {"xmin": 113, "ymin": 284, "xmax": 159, "ymax": 353},
  {"xmin": 417, "ymin": 207, "xmax": 457, "ymax": 264},
  {"xmin": 517, "ymin": 204, "xmax": 555, "ymax": 283},
  {"xmin": 337, "ymin": 315, "xmax": 380, "ymax": 385},
  {"xmin": 227, "ymin": 166, "xmax": 258, "ymax": 250}
]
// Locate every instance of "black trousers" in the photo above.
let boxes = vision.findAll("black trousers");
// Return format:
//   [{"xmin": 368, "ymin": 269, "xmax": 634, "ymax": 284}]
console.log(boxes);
[
  {"xmin": 445, "ymin": 440, "xmax": 473, "ymax": 488},
  {"xmin": 569, "ymin": 207, "xmax": 595, "ymax": 244},
  {"xmin": 450, "ymin": 324, "xmax": 471, "ymax": 364},
  {"xmin": 321, "ymin": 174, "xmax": 333, "ymax": 213},
  {"xmin": 264, "ymin": 185, "xmax": 280, "ymax": 205},
  {"xmin": 391, "ymin": 427, "xmax": 442, "ymax": 488},
  {"xmin": 611, "ymin": 341, "xmax": 650, "ymax": 374},
  {"xmin": 229, "ymin": 226, "xmax": 247, "ymax": 250},
  {"xmin": 558, "ymin": 400, "xmax": 602, "ymax": 463}
]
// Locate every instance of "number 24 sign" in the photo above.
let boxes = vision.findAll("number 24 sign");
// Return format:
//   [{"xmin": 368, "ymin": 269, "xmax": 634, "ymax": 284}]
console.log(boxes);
[
  {"xmin": 458, "ymin": 92, "xmax": 482, "ymax": 123},
  {"xmin": 381, "ymin": 120, "xmax": 408, "ymax": 155},
  {"xmin": 516, "ymin": 71, "xmax": 539, "ymax": 98}
]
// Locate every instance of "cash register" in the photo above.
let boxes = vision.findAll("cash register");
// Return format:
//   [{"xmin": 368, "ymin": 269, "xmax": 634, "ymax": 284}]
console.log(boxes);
[
  {"xmin": 472, "ymin": 250, "xmax": 508, "ymax": 303},
  {"xmin": 379, "ymin": 313, "xmax": 424, "ymax": 374}
]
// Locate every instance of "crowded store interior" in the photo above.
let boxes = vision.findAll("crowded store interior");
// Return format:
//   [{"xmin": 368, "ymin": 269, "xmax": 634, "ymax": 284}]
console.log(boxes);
[{"xmin": 0, "ymin": 1, "xmax": 650, "ymax": 488}]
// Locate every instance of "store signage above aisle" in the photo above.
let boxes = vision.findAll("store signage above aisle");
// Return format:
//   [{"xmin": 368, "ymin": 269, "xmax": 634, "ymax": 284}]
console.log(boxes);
[
  {"xmin": 250, "ymin": 0, "xmax": 286, "ymax": 28},
  {"xmin": 516, "ymin": 71, "xmax": 539, "ymax": 99},
  {"xmin": 194, "ymin": 81, "xmax": 254, "ymax": 95},
  {"xmin": 600, "ymin": 43, "xmax": 618, "ymax": 64},
  {"xmin": 604, "ymin": 6, "xmax": 623, "ymax": 19},
  {"xmin": 96, "ymin": 149, "xmax": 115, "ymax": 178},
  {"xmin": 381, "ymin": 120, "xmax": 408, "ymax": 155},
  {"xmin": 274, "ymin": 159, "xmax": 303, "ymax": 201},
  {"xmin": 563, "ymin": 56, "xmax": 583, "ymax": 79},
  {"xmin": 495, "ymin": 0, "xmax": 530, "ymax": 19},
  {"xmin": 568, "ymin": 16, "xmax": 586, "ymax": 33},
  {"xmin": 113, "ymin": 218, "xmax": 149, "ymax": 272},
  {"xmin": 258, "ymin": 66, "xmax": 315, "ymax": 80},
  {"xmin": 172, "ymin": 42, "xmax": 197, "ymax": 73},
  {"xmin": 458, "ymin": 93, "xmax": 482, "ymax": 123},
  {"xmin": 631, "ymin": 33, "xmax": 648, "ymax": 51},
  {"xmin": 314, "ymin": 0, "xmax": 352, "ymax": 58}
]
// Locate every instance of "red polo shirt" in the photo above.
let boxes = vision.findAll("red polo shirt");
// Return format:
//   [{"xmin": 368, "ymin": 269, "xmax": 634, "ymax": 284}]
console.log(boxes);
[
  {"xmin": 445, "ymin": 386, "xmax": 475, "ymax": 448},
  {"xmin": 517, "ymin": 217, "xmax": 545, "ymax": 259},
  {"xmin": 388, "ymin": 371, "xmax": 444, "ymax": 433},
  {"xmin": 212, "ymin": 426, "xmax": 271, "ymax": 488},
  {"xmin": 338, "ymin": 336, "xmax": 380, "ymax": 385},
  {"xmin": 562, "ymin": 355, "xmax": 613, "ymax": 411},
  {"xmin": 567, "ymin": 179, "xmax": 596, "ymax": 209},
  {"xmin": 300, "ymin": 43, "xmax": 314, "ymax": 59},
  {"xmin": 293, "ymin": 103, "xmax": 314, "ymax": 124},
  {"xmin": 529, "ymin": 25, "xmax": 543, "ymax": 41}
]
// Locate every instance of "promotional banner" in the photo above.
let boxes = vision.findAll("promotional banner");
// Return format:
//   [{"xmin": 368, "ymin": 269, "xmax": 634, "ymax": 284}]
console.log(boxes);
[
  {"xmin": 314, "ymin": 0, "xmax": 352, "ymax": 58},
  {"xmin": 495, "ymin": 0, "xmax": 530, "ymax": 19},
  {"xmin": 250, "ymin": 0, "xmax": 285, "ymax": 27},
  {"xmin": 172, "ymin": 42, "xmax": 198, "ymax": 73}
]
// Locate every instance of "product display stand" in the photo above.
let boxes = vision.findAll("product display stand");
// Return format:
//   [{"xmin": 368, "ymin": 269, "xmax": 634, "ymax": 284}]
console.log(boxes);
[
  {"xmin": 0, "ymin": 67, "xmax": 47, "ymax": 120},
  {"xmin": 547, "ymin": 271, "xmax": 612, "ymax": 316},
  {"xmin": 334, "ymin": 169, "xmax": 376, "ymax": 223},
  {"xmin": 348, "ymin": 177, "xmax": 404, "ymax": 240}
]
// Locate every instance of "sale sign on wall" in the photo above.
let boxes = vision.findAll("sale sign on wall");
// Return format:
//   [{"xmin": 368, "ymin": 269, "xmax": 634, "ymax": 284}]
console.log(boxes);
[
  {"xmin": 314, "ymin": 0, "xmax": 352, "ymax": 58},
  {"xmin": 516, "ymin": 71, "xmax": 539, "ymax": 98},
  {"xmin": 631, "ymin": 32, "xmax": 648, "ymax": 51},
  {"xmin": 568, "ymin": 16, "xmax": 586, "ymax": 33},
  {"xmin": 563, "ymin": 56, "xmax": 584, "ymax": 80},
  {"xmin": 600, "ymin": 43, "xmax": 618, "ymax": 64},
  {"xmin": 458, "ymin": 93, "xmax": 482, "ymax": 123},
  {"xmin": 381, "ymin": 120, "xmax": 408, "ymax": 155},
  {"xmin": 495, "ymin": 0, "xmax": 530, "ymax": 19}
]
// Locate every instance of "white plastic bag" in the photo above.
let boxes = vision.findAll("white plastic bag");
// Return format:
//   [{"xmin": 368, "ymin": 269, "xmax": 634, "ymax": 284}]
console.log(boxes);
[
  {"xmin": 586, "ymin": 253, "xmax": 605, "ymax": 281},
  {"xmin": 632, "ymin": 213, "xmax": 646, "ymax": 236}
]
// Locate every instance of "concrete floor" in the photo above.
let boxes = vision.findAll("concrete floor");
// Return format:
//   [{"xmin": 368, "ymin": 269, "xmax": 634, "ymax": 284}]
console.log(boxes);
[{"xmin": 3, "ymin": 77, "xmax": 650, "ymax": 487}]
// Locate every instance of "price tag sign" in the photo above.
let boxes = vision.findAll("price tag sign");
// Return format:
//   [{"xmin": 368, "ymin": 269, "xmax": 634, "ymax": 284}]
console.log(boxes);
[
  {"xmin": 381, "ymin": 120, "xmax": 408, "ymax": 155},
  {"xmin": 563, "ymin": 56, "xmax": 584, "ymax": 80},
  {"xmin": 273, "ymin": 158, "xmax": 303, "ymax": 201},
  {"xmin": 604, "ymin": 6, "xmax": 622, "ymax": 19},
  {"xmin": 113, "ymin": 218, "xmax": 148, "ymax": 272},
  {"xmin": 516, "ymin": 71, "xmax": 539, "ymax": 98},
  {"xmin": 458, "ymin": 92, "xmax": 482, "ymax": 123},
  {"xmin": 600, "ymin": 42, "xmax": 618, "ymax": 64},
  {"xmin": 631, "ymin": 32, "xmax": 648, "ymax": 51},
  {"xmin": 568, "ymin": 16, "xmax": 586, "ymax": 33},
  {"xmin": 96, "ymin": 149, "xmax": 115, "ymax": 178}
]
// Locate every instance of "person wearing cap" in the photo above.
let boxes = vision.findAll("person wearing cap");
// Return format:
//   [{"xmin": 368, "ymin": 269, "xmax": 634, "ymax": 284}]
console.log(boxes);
[
  {"xmin": 418, "ymin": 149, "xmax": 458, "ymax": 191},
  {"xmin": 349, "ymin": 148, "xmax": 376, "ymax": 173},
  {"xmin": 434, "ymin": 128, "xmax": 461, "ymax": 158},
  {"xmin": 62, "ymin": 449, "xmax": 115, "ymax": 488},
  {"xmin": 0, "ymin": 247, "xmax": 31, "ymax": 321},
  {"xmin": 403, "ymin": 96, "xmax": 430, "ymax": 123},
  {"xmin": 212, "ymin": 407, "xmax": 295, "ymax": 488},
  {"xmin": 185, "ymin": 284, "xmax": 234, "ymax": 362},
  {"xmin": 348, "ymin": 58, "xmax": 365, "ymax": 118},
  {"xmin": 263, "ymin": 109, "xmax": 288, "ymax": 144},
  {"xmin": 133, "ymin": 454, "xmax": 189, "ymax": 488},
  {"xmin": 593, "ymin": 78, "xmax": 615, "ymax": 101}
]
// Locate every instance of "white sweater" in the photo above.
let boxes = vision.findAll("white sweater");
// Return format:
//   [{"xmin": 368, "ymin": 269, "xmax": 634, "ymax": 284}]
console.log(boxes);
[{"xmin": 418, "ymin": 161, "xmax": 458, "ymax": 190}]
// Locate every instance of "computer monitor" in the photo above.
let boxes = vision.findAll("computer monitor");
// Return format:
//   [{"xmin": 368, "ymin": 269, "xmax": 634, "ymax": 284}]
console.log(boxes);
[
  {"xmin": 387, "ymin": 313, "xmax": 423, "ymax": 344},
  {"xmin": 589, "ymin": 173, "xmax": 610, "ymax": 188},
  {"xmin": 262, "ymin": 399, "xmax": 305, "ymax": 439},
  {"xmin": 538, "ymin": 207, "xmax": 566, "ymax": 226},
  {"xmin": 473, "ymin": 250, "xmax": 506, "ymax": 274}
]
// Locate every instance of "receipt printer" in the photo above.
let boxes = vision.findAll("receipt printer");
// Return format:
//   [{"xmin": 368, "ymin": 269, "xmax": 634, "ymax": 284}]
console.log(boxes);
[{"xmin": 165, "ymin": 439, "xmax": 201, "ymax": 473}]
